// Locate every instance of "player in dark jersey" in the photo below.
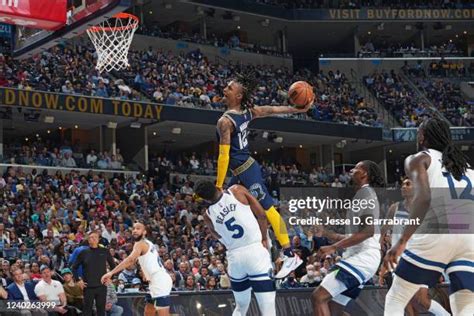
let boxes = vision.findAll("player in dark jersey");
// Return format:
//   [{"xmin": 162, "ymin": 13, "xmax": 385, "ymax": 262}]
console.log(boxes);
[{"xmin": 215, "ymin": 71, "xmax": 312, "ymax": 277}]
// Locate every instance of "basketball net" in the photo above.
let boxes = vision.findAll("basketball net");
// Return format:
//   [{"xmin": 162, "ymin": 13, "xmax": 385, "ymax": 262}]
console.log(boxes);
[{"xmin": 87, "ymin": 13, "xmax": 139, "ymax": 73}]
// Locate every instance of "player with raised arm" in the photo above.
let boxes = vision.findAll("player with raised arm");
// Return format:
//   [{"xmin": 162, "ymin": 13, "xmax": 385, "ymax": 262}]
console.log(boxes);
[
  {"xmin": 195, "ymin": 180, "xmax": 276, "ymax": 316},
  {"xmin": 311, "ymin": 160, "xmax": 383, "ymax": 316},
  {"xmin": 101, "ymin": 222, "xmax": 172, "ymax": 316},
  {"xmin": 380, "ymin": 177, "xmax": 449, "ymax": 316},
  {"xmin": 382, "ymin": 116, "xmax": 474, "ymax": 316},
  {"xmin": 216, "ymin": 71, "xmax": 311, "ymax": 277}
]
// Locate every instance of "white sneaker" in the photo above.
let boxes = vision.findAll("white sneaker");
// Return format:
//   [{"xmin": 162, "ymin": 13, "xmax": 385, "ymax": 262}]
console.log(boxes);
[{"xmin": 274, "ymin": 255, "xmax": 303, "ymax": 279}]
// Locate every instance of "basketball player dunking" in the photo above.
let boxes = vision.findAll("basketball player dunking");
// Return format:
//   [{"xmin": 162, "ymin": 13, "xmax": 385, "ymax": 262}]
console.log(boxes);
[
  {"xmin": 101, "ymin": 222, "xmax": 173, "ymax": 316},
  {"xmin": 216, "ymin": 71, "xmax": 312, "ymax": 277},
  {"xmin": 382, "ymin": 117, "xmax": 474, "ymax": 315}
]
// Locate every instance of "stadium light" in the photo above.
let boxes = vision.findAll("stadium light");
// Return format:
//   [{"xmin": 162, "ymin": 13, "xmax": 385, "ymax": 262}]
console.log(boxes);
[
  {"xmin": 130, "ymin": 122, "xmax": 142, "ymax": 129},
  {"xmin": 262, "ymin": 131, "xmax": 269, "ymax": 139},
  {"xmin": 172, "ymin": 127, "xmax": 181, "ymax": 134},
  {"xmin": 107, "ymin": 121, "xmax": 117, "ymax": 129},
  {"xmin": 44, "ymin": 115, "xmax": 55, "ymax": 123}
]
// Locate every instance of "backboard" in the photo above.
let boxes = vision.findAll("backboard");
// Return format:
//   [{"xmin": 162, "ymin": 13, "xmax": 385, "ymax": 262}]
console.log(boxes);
[{"xmin": 0, "ymin": 0, "xmax": 130, "ymax": 59}]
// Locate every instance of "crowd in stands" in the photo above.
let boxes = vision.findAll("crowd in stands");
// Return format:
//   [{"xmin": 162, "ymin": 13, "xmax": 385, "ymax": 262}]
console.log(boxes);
[
  {"xmin": 0, "ymin": 159, "xmax": 381, "ymax": 311},
  {"xmin": 364, "ymin": 70, "xmax": 432, "ymax": 127},
  {"xmin": 402, "ymin": 65, "xmax": 473, "ymax": 126},
  {"xmin": 358, "ymin": 40, "xmax": 463, "ymax": 58},
  {"xmin": 2, "ymin": 141, "xmax": 125, "ymax": 170},
  {"xmin": 0, "ymin": 39, "xmax": 384, "ymax": 127},
  {"xmin": 252, "ymin": 0, "xmax": 472, "ymax": 9},
  {"xmin": 137, "ymin": 25, "xmax": 290, "ymax": 58}
]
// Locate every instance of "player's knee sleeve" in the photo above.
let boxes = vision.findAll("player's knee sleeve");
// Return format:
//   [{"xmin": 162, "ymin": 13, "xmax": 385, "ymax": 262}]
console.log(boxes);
[
  {"xmin": 384, "ymin": 275, "xmax": 423, "ymax": 316},
  {"xmin": 232, "ymin": 288, "xmax": 252, "ymax": 316},
  {"xmin": 255, "ymin": 291, "xmax": 276, "ymax": 316},
  {"xmin": 265, "ymin": 206, "xmax": 290, "ymax": 247},
  {"xmin": 450, "ymin": 290, "xmax": 474, "ymax": 316}
]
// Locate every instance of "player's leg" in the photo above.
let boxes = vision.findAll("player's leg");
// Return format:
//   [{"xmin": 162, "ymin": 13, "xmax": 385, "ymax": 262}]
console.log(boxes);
[
  {"xmin": 144, "ymin": 304, "xmax": 155, "ymax": 316},
  {"xmin": 82, "ymin": 287, "xmax": 95, "ymax": 315},
  {"xmin": 414, "ymin": 287, "xmax": 450, "ymax": 316},
  {"xmin": 446, "ymin": 235, "xmax": 474, "ymax": 316},
  {"xmin": 147, "ymin": 272, "xmax": 173, "ymax": 316},
  {"xmin": 227, "ymin": 248, "xmax": 253, "ymax": 316},
  {"xmin": 231, "ymin": 280, "xmax": 252, "ymax": 316},
  {"xmin": 248, "ymin": 243, "xmax": 276, "ymax": 316},
  {"xmin": 449, "ymin": 290, "xmax": 474, "ymax": 316},
  {"xmin": 311, "ymin": 269, "xmax": 351, "ymax": 316},
  {"xmin": 385, "ymin": 255, "xmax": 443, "ymax": 315},
  {"xmin": 236, "ymin": 162, "xmax": 291, "ymax": 250}
]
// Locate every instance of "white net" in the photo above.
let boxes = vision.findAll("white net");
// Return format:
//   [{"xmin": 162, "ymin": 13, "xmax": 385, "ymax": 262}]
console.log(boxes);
[{"xmin": 86, "ymin": 13, "xmax": 139, "ymax": 73}]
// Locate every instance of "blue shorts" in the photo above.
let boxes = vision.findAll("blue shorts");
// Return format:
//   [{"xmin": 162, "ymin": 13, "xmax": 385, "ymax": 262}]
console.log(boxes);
[{"xmin": 229, "ymin": 160, "xmax": 274, "ymax": 210}]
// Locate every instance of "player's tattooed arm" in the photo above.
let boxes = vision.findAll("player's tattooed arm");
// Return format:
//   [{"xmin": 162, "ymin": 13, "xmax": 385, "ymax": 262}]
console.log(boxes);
[
  {"xmin": 250, "ymin": 105, "xmax": 308, "ymax": 118},
  {"xmin": 400, "ymin": 153, "xmax": 431, "ymax": 243},
  {"xmin": 217, "ymin": 117, "xmax": 233, "ymax": 144}
]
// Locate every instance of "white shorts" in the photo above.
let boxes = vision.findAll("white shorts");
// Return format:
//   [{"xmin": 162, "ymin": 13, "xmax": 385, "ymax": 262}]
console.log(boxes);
[
  {"xmin": 149, "ymin": 270, "xmax": 173, "ymax": 298},
  {"xmin": 227, "ymin": 242, "xmax": 273, "ymax": 291},
  {"xmin": 320, "ymin": 248, "xmax": 380, "ymax": 306},
  {"xmin": 397, "ymin": 234, "xmax": 474, "ymax": 292}
]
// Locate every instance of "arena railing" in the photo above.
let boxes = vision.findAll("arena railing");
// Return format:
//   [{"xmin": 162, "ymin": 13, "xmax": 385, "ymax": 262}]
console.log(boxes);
[
  {"xmin": 116, "ymin": 285, "xmax": 449, "ymax": 316},
  {"xmin": 0, "ymin": 163, "xmax": 140, "ymax": 178}
]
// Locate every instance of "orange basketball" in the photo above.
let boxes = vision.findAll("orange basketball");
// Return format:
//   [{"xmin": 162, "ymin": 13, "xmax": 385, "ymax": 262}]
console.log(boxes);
[{"xmin": 288, "ymin": 81, "xmax": 314, "ymax": 109}]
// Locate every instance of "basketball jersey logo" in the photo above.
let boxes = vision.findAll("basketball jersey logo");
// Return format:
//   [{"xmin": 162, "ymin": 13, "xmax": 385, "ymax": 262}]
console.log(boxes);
[{"xmin": 250, "ymin": 183, "xmax": 266, "ymax": 201}]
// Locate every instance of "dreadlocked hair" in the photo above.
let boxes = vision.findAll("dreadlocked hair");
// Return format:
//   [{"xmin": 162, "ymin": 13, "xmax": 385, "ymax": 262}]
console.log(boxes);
[
  {"xmin": 235, "ymin": 69, "xmax": 258, "ymax": 109},
  {"xmin": 422, "ymin": 116, "xmax": 469, "ymax": 181},
  {"xmin": 362, "ymin": 160, "xmax": 385, "ymax": 187}
]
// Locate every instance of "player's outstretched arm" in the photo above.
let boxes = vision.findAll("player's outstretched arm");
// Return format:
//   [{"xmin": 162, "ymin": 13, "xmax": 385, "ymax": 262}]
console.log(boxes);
[
  {"xmin": 216, "ymin": 117, "xmax": 233, "ymax": 189},
  {"xmin": 250, "ymin": 104, "xmax": 309, "ymax": 118},
  {"xmin": 317, "ymin": 215, "xmax": 374, "ymax": 259},
  {"xmin": 231, "ymin": 185, "xmax": 268, "ymax": 243},
  {"xmin": 101, "ymin": 242, "xmax": 144, "ymax": 284}
]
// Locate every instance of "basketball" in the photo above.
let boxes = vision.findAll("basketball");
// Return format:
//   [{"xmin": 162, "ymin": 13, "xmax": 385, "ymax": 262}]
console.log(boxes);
[{"xmin": 288, "ymin": 81, "xmax": 314, "ymax": 109}]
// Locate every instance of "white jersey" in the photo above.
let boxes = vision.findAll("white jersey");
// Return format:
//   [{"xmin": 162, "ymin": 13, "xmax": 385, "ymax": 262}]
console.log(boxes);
[
  {"xmin": 344, "ymin": 184, "xmax": 381, "ymax": 258},
  {"xmin": 391, "ymin": 201, "xmax": 410, "ymax": 246},
  {"xmin": 419, "ymin": 149, "xmax": 474, "ymax": 234},
  {"xmin": 138, "ymin": 239, "xmax": 164, "ymax": 280},
  {"xmin": 207, "ymin": 189, "xmax": 262, "ymax": 251}
]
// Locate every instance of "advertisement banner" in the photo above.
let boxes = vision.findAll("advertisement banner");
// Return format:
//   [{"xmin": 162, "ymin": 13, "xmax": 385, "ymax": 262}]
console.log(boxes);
[
  {"xmin": 0, "ymin": 0, "xmax": 66, "ymax": 30},
  {"xmin": 115, "ymin": 286, "xmax": 449, "ymax": 315}
]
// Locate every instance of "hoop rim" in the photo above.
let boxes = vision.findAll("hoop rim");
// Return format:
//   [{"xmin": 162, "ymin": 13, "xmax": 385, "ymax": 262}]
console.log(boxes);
[{"xmin": 88, "ymin": 12, "xmax": 139, "ymax": 33}]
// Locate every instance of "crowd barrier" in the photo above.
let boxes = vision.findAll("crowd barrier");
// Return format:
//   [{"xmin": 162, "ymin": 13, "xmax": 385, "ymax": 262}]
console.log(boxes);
[{"xmin": 117, "ymin": 286, "xmax": 450, "ymax": 315}]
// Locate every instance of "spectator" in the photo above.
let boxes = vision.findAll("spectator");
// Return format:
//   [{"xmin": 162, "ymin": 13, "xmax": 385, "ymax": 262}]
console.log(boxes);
[
  {"xmin": 102, "ymin": 223, "xmax": 117, "ymax": 244},
  {"xmin": 34, "ymin": 265, "xmax": 70, "ymax": 315},
  {"xmin": 281, "ymin": 271, "xmax": 302, "ymax": 289},
  {"xmin": 62, "ymin": 268, "xmax": 83, "ymax": 311},
  {"xmin": 118, "ymin": 265, "xmax": 138, "ymax": 287},
  {"xmin": 86, "ymin": 150, "xmax": 98, "ymax": 167},
  {"xmin": 299, "ymin": 264, "xmax": 322, "ymax": 287},
  {"xmin": 105, "ymin": 282, "xmax": 123, "ymax": 316},
  {"xmin": 291, "ymin": 236, "xmax": 311, "ymax": 278},
  {"xmin": 7, "ymin": 266, "xmax": 39, "ymax": 302}
]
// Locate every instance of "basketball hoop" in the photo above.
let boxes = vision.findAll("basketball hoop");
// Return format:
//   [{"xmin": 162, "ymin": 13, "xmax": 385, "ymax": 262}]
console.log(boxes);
[{"xmin": 87, "ymin": 13, "xmax": 139, "ymax": 73}]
